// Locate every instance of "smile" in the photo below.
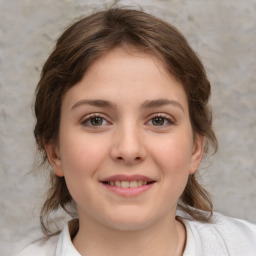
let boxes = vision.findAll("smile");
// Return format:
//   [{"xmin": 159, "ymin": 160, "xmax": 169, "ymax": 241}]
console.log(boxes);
[
  {"xmin": 100, "ymin": 175, "xmax": 156, "ymax": 197},
  {"xmin": 102, "ymin": 180, "xmax": 154, "ymax": 188}
]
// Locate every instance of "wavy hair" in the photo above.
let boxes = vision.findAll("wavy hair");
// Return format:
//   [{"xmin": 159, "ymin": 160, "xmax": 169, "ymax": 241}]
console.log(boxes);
[{"xmin": 34, "ymin": 7, "xmax": 218, "ymax": 235}]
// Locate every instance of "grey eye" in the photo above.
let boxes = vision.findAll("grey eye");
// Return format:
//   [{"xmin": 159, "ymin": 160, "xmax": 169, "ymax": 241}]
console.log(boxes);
[
  {"xmin": 90, "ymin": 117, "xmax": 104, "ymax": 126},
  {"xmin": 152, "ymin": 117, "xmax": 165, "ymax": 126}
]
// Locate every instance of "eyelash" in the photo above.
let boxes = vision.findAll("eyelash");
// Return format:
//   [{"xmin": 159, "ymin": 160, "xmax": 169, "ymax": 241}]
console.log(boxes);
[
  {"xmin": 81, "ymin": 113, "xmax": 109, "ymax": 127},
  {"xmin": 81, "ymin": 113, "xmax": 175, "ymax": 128},
  {"xmin": 147, "ymin": 114, "xmax": 175, "ymax": 127}
]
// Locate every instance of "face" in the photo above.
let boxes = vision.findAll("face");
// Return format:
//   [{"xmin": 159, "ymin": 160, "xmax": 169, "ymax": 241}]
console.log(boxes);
[{"xmin": 46, "ymin": 47, "xmax": 203, "ymax": 231}]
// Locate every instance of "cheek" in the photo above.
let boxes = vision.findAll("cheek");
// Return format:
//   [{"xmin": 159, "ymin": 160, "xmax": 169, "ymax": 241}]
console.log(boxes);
[
  {"xmin": 58, "ymin": 131, "xmax": 110, "ymax": 182},
  {"xmin": 58, "ymin": 135, "xmax": 107, "ymax": 204},
  {"xmin": 150, "ymin": 135, "xmax": 194, "ymax": 174}
]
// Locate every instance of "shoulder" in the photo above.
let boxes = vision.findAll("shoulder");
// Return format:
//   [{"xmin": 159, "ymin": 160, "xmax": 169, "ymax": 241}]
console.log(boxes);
[
  {"xmin": 14, "ymin": 220, "xmax": 80, "ymax": 256},
  {"xmin": 14, "ymin": 234, "xmax": 60, "ymax": 256},
  {"xmin": 184, "ymin": 212, "xmax": 256, "ymax": 255}
]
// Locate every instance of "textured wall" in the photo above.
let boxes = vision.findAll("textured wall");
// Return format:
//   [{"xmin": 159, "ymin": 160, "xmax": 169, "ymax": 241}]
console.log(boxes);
[{"xmin": 1, "ymin": 0, "xmax": 255, "ymax": 255}]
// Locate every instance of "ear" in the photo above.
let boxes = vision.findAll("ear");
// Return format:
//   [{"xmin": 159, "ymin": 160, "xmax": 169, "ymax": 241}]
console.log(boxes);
[
  {"xmin": 44, "ymin": 142, "xmax": 64, "ymax": 177},
  {"xmin": 189, "ymin": 135, "xmax": 204, "ymax": 175}
]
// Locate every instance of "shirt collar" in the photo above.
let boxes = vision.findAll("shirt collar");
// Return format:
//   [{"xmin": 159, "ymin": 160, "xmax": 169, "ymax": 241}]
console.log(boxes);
[
  {"xmin": 54, "ymin": 217, "xmax": 194, "ymax": 256},
  {"xmin": 55, "ymin": 220, "xmax": 81, "ymax": 256}
]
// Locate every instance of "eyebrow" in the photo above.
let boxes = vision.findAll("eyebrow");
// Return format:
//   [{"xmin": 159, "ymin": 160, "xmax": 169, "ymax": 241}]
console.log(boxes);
[
  {"xmin": 71, "ymin": 98, "xmax": 184, "ymax": 113},
  {"xmin": 71, "ymin": 99, "xmax": 117, "ymax": 110},
  {"xmin": 141, "ymin": 99, "xmax": 184, "ymax": 113}
]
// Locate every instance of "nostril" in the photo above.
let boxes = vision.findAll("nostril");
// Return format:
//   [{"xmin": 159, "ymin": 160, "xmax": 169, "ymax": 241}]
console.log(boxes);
[{"xmin": 115, "ymin": 156, "xmax": 142, "ymax": 162}]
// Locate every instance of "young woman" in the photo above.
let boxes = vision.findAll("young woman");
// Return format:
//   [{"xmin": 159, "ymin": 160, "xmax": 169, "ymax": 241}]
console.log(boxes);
[{"xmin": 16, "ymin": 7, "xmax": 256, "ymax": 256}]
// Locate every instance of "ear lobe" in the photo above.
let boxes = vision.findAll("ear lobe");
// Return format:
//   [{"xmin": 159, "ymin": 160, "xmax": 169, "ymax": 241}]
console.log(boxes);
[
  {"xmin": 189, "ymin": 135, "xmax": 204, "ymax": 175},
  {"xmin": 44, "ymin": 142, "xmax": 64, "ymax": 177}
]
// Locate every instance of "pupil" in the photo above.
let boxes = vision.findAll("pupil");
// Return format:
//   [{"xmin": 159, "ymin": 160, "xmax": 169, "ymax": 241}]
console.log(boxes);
[
  {"xmin": 91, "ymin": 117, "xmax": 103, "ymax": 126},
  {"xmin": 152, "ymin": 117, "xmax": 164, "ymax": 126}
]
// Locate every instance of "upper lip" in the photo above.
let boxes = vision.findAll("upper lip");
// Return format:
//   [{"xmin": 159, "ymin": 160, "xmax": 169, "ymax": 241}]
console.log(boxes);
[{"xmin": 100, "ymin": 174, "xmax": 155, "ymax": 182}]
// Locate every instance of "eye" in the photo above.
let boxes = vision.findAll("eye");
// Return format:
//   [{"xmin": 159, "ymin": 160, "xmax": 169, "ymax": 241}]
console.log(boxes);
[
  {"xmin": 148, "ymin": 114, "xmax": 175, "ymax": 127},
  {"xmin": 81, "ymin": 114, "xmax": 109, "ymax": 127}
]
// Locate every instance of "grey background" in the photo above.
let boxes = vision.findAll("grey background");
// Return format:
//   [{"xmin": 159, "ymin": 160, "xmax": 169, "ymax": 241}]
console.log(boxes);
[{"xmin": 0, "ymin": 0, "xmax": 255, "ymax": 255}]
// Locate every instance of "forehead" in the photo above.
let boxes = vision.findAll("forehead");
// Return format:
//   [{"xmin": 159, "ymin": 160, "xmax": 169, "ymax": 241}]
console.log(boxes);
[
  {"xmin": 87, "ymin": 46, "xmax": 169, "ymax": 79},
  {"xmin": 62, "ymin": 46, "xmax": 188, "ymax": 111}
]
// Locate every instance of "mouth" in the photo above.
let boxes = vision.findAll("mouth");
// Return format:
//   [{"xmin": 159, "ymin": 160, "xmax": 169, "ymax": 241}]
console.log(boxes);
[
  {"xmin": 99, "ymin": 175, "xmax": 156, "ymax": 196},
  {"xmin": 101, "ymin": 180, "xmax": 155, "ymax": 188}
]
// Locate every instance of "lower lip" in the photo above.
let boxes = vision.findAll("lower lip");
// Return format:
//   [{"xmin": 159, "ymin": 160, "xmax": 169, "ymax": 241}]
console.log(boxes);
[{"xmin": 101, "ymin": 183, "xmax": 155, "ymax": 197}]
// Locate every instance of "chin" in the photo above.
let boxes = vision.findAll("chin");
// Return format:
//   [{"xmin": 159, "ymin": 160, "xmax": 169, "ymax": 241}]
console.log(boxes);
[
  {"xmin": 108, "ymin": 220, "xmax": 152, "ymax": 231},
  {"xmin": 102, "ymin": 211, "xmax": 159, "ymax": 231}
]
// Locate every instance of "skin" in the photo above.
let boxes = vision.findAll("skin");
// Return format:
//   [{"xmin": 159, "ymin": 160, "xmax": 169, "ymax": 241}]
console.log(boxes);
[{"xmin": 45, "ymin": 46, "xmax": 204, "ymax": 256}]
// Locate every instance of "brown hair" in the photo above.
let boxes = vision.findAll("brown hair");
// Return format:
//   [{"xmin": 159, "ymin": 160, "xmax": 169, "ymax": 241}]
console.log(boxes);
[{"xmin": 34, "ymin": 7, "xmax": 218, "ymax": 235}]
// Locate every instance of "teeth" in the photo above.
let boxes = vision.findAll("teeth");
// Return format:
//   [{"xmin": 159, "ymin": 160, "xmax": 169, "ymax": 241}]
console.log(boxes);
[
  {"xmin": 121, "ymin": 181, "xmax": 129, "ymax": 188},
  {"xmin": 106, "ymin": 180, "xmax": 152, "ymax": 188},
  {"xmin": 130, "ymin": 180, "xmax": 137, "ymax": 188},
  {"xmin": 115, "ymin": 180, "xmax": 121, "ymax": 187},
  {"xmin": 137, "ymin": 180, "xmax": 143, "ymax": 186}
]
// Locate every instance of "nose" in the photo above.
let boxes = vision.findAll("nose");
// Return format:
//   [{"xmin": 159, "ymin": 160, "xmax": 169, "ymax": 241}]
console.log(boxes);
[{"xmin": 110, "ymin": 123, "xmax": 147, "ymax": 165}]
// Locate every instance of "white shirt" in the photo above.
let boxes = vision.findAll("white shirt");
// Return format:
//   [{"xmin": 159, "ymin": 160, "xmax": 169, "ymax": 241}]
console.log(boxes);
[{"xmin": 15, "ymin": 212, "xmax": 256, "ymax": 256}]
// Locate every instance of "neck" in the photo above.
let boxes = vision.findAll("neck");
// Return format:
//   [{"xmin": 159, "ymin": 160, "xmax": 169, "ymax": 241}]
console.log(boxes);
[{"xmin": 72, "ymin": 214, "xmax": 186, "ymax": 256}]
